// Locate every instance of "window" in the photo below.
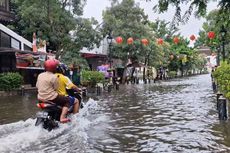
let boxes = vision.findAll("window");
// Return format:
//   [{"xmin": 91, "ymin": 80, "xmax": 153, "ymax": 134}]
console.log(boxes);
[
  {"xmin": 0, "ymin": 0, "xmax": 6, "ymax": 11},
  {"xmin": 11, "ymin": 38, "xmax": 20, "ymax": 49},
  {"xmin": 0, "ymin": 31, "xmax": 11, "ymax": 48},
  {"xmin": 24, "ymin": 44, "xmax": 32, "ymax": 51}
]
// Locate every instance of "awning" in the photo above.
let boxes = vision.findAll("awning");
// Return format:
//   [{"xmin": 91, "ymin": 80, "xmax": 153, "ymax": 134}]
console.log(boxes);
[
  {"xmin": 0, "ymin": 47, "xmax": 48, "ymax": 55},
  {"xmin": 127, "ymin": 62, "xmax": 145, "ymax": 67},
  {"xmin": 81, "ymin": 53, "xmax": 107, "ymax": 58}
]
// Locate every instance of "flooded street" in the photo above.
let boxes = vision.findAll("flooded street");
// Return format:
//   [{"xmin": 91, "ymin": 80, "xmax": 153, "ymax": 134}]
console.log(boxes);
[{"xmin": 0, "ymin": 74, "xmax": 230, "ymax": 152}]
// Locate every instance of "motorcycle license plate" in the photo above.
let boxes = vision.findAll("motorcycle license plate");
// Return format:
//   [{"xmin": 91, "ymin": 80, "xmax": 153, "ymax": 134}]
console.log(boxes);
[{"xmin": 36, "ymin": 111, "xmax": 48, "ymax": 118}]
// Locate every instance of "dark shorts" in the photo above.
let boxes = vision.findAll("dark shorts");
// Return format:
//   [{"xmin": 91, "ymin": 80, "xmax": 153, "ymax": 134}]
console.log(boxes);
[
  {"xmin": 50, "ymin": 95, "xmax": 70, "ymax": 108},
  {"xmin": 68, "ymin": 96, "xmax": 75, "ymax": 106}
]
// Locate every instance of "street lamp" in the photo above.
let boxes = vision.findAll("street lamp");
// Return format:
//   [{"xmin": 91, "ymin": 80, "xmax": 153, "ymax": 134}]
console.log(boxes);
[
  {"xmin": 107, "ymin": 31, "xmax": 113, "ymax": 68},
  {"xmin": 220, "ymin": 25, "xmax": 227, "ymax": 61},
  {"xmin": 106, "ymin": 31, "xmax": 114, "ymax": 93}
]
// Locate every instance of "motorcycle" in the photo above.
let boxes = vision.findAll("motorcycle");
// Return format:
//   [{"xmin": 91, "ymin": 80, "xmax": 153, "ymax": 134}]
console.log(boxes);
[{"xmin": 35, "ymin": 89, "xmax": 85, "ymax": 131}]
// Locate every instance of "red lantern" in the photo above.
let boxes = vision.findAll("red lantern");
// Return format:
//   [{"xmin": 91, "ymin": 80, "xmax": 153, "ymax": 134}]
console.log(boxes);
[
  {"xmin": 116, "ymin": 36, "xmax": 123, "ymax": 44},
  {"xmin": 127, "ymin": 37, "xmax": 134, "ymax": 44},
  {"xmin": 208, "ymin": 31, "xmax": 215, "ymax": 39},
  {"xmin": 190, "ymin": 35, "xmax": 196, "ymax": 41},
  {"xmin": 173, "ymin": 37, "xmax": 179, "ymax": 44},
  {"xmin": 157, "ymin": 38, "xmax": 163, "ymax": 45},
  {"xmin": 141, "ymin": 38, "xmax": 149, "ymax": 46}
]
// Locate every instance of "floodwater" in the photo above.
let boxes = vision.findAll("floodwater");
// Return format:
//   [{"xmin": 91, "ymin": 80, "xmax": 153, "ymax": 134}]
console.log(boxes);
[{"xmin": 0, "ymin": 74, "xmax": 230, "ymax": 153}]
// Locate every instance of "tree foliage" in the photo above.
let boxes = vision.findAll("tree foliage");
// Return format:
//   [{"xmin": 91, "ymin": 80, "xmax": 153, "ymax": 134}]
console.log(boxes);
[
  {"xmin": 6, "ymin": 0, "xmax": 209, "ymax": 72},
  {"xmin": 10, "ymin": 0, "xmax": 75, "ymax": 52},
  {"xmin": 195, "ymin": 9, "xmax": 230, "ymax": 62},
  {"xmin": 7, "ymin": 0, "xmax": 103, "ymax": 65},
  {"xmin": 102, "ymin": 0, "xmax": 154, "ymax": 64},
  {"xmin": 213, "ymin": 62, "xmax": 230, "ymax": 99},
  {"xmin": 101, "ymin": 0, "xmax": 207, "ymax": 74},
  {"xmin": 145, "ymin": 0, "xmax": 230, "ymax": 26},
  {"xmin": 0, "ymin": 72, "xmax": 23, "ymax": 91},
  {"xmin": 148, "ymin": 19, "xmax": 178, "ymax": 39}
]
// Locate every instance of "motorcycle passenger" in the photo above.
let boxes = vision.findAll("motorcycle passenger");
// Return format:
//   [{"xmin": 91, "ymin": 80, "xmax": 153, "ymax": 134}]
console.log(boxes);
[
  {"xmin": 36, "ymin": 59, "xmax": 71, "ymax": 123},
  {"xmin": 56, "ymin": 63, "xmax": 81, "ymax": 114}
]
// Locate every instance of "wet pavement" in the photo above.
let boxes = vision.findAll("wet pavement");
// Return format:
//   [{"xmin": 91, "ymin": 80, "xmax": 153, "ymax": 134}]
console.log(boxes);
[{"xmin": 0, "ymin": 74, "xmax": 230, "ymax": 153}]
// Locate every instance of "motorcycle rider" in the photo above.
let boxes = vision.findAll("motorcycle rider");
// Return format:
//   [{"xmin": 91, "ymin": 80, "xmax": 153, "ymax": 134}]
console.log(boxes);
[
  {"xmin": 56, "ymin": 63, "xmax": 81, "ymax": 114},
  {"xmin": 36, "ymin": 59, "xmax": 71, "ymax": 123}
]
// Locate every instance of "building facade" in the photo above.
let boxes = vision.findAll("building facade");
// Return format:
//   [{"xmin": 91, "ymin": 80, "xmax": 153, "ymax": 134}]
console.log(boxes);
[
  {"xmin": 0, "ymin": 23, "xmax": 32, "ymax": 72},
  {"xmin": 0, "ymin": 0, "xmax": 14, "ymax": 23},
  {"xmin": 197, "ymin": 45, "xmax": 216, "ymax": 71},
  {"xmin": 80, "ymin": 38, "xmax": 109, "ymax": 70},
  {"xmin": 0, "ymin": 24, "xmax": 32, "ymax": 50}
]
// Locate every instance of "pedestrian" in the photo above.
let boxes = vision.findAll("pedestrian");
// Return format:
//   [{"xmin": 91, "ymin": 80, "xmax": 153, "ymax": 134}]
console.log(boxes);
[
  {"xmin": 72, "ymin": 64, "xmax": 81, "ymax": 86},
  {"xmin": 132, "ymin": 67, "xmax": 138, "ymax": 84},
  {"xmin": 69, "ymin": 64, "xmax": 74, "ymax": 81},
  {"xmin": 159, "ymin": 67, "xmax": 163, "ymax": 80}
]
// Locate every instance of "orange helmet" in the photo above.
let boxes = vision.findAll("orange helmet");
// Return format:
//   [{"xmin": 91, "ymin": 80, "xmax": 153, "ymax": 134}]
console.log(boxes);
[{"xmin": 44, "ymin": 59, "xmax": 59, "ymax": 73}]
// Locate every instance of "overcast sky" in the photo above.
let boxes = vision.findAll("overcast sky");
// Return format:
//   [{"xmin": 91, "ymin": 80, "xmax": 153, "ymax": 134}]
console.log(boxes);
[{"xmin": 83, "ymin": 0, "xmax": 218, "ymax": 38}]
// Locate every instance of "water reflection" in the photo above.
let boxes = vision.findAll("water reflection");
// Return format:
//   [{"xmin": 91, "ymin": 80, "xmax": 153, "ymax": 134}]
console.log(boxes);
[
  {"xmin": 0, "ymin": 93, "xmax": 38, "ymax": 124},
  {"xmin": 91, "ymin": 75, "xmax": 230, "ymax": 152},
  {"xmin": 1, "ymin": 74, "xmax": 230, "ymax": 152}
]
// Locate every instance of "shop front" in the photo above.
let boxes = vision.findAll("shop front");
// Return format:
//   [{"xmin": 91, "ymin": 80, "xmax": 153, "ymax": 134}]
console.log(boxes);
[
  {"xmin": 81, "ymin": 53, "xmax": 108, "ymax": 70},
  {"xmin": 0, "ymin": 48, "xmax": 55, "ymax": 86}
]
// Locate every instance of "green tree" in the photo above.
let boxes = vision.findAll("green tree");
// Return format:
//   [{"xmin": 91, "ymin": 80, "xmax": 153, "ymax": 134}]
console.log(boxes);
[
  {"xmin": 163, "ymin": 35, "xmax": 205, "ymax": 76},
  {"xmin": 8, "ymin": 0, "xmax": 102, "ymax": 65},
  {"xmin": 195, "ymin": 10, "xmax": 222, "ymax": 48},
  {"xmin": 145, "ymin": 0, "xmax": 230, "ymax": 27},
  {"xmin": 195, "ymin": 9, "xmax": 230, "ymax": 62},
  {"xmin": 102, "ymin": 0, "xmax": 150, "ymax": 62},
  {"xmin": 10, "ymin": 0, "xmax": 76, "ymax": 55},
  {"xmin": 147, "ymin": 19, "xmax": 179, "ymax": 68},
  {"xmin": 148, "ymin": 19, "xmax": 178, "ymax": 39},
  {"xmin": 61, "ymin": 17, "xmax": 102, "ymax": 66}
]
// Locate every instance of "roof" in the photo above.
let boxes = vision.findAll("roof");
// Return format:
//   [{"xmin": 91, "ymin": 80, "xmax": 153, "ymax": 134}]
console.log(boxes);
[
  {"xmin": 81, "ymin": 53, "xmax": 107, "ymax": 58},
  {"xmin": 197, "ymin": 46, "xmax": 212, "ymax": 56},
  {"xmin": 80, "ymin": 38, "xmax": 108, "ymax": 55},
  {"xmin": 127, "ymin": 62, "xmax": 145, "ymax": 68}
]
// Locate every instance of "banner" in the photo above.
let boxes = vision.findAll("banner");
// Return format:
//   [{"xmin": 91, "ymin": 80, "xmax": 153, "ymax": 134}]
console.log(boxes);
[{"xmin": 15, "ymin": 52, "xmax": 46, "ymax": 69}]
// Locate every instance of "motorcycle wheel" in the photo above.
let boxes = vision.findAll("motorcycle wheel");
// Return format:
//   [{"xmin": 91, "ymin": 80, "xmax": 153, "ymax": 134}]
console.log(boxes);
[{"xmin": 43, "ymin": 119, "xmax": 59, "ymax": 131}]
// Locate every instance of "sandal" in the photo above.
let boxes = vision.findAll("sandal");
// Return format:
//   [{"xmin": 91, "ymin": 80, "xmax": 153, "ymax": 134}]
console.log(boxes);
[{"xmin": 60, "ymin": 118, "xmax": 71, "ymax": 123}]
